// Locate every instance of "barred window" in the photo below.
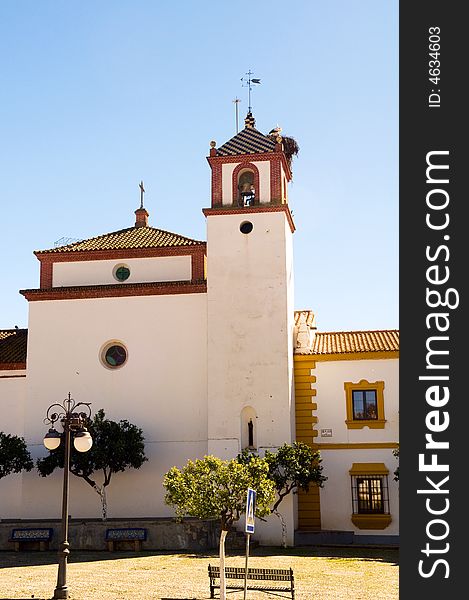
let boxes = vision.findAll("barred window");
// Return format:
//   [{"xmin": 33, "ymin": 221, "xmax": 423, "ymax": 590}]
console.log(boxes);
[{"xmin": 351, "ymin": 474, "xmax": 390, "ymax": 515}]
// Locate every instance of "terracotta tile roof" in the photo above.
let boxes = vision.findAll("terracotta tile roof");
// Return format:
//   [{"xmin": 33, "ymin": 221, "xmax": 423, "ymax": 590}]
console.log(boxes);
[
  {"xmin": 35, "ymin": 226, "xmax": 205, "ymax": 255},
  {"xmin": 0, "ymin": 329, "xmax": 27, "ymax": 366},
  {"xmin": 216, "ymin": 126, "xmax": 276, "ymax": 156},
  {"xmin": 310, "ymin": 330, "xmax": 399, "ymax": 355}
]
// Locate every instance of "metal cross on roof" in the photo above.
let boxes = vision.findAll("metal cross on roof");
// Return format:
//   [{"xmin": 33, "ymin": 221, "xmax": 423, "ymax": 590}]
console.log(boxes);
[
  {"xmin": 240, "ymin": 70, "xmax": 261, "ymax": 113},
  {"xmin": 139, "ymin": 180, "xmax": 145, "ymax": 209}
]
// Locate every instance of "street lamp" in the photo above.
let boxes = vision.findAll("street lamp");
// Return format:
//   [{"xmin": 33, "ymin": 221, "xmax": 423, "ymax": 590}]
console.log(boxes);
[{"xmin": 43, "ymin": 392, "xmax": 93, "ymax": 600}]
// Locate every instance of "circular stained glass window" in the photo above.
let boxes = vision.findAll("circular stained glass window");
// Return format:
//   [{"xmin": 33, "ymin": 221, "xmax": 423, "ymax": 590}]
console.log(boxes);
[
  {"xmin": 114, "ymin": 265, "xmax": 130, "ymax": 282},
  {"xmin": 103, "ymin": 344, "xmax": 127, "ymax": 368}
]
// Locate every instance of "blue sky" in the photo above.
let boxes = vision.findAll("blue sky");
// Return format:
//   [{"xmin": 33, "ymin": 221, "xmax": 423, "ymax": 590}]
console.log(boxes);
[{"xmin": 0, "ymin": 1, "xmax": 398, "ymax": 332}]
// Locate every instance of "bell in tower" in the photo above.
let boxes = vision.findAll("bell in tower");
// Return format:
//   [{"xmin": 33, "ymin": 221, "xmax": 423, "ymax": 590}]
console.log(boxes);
[{"xmin": 238, "ymin": 169, "xmax": 256, "ymax": 206}]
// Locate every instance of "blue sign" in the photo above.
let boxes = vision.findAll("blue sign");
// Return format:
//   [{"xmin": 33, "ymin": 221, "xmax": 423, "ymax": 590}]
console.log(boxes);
[{"xmin": 245, "ymin": 488, "xmax": 256, "ymax": 534}]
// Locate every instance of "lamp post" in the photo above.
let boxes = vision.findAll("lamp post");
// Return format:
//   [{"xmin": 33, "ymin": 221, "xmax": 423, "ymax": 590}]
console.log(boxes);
[{"xmin": 43, "ymin": 392, "xmax": 93, "ymax": 600}]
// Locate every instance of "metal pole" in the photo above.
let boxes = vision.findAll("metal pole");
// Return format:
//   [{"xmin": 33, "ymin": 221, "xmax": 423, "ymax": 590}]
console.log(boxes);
[
  {"xmin": 54, "ymin": 420, "xmax": 71, "ymax": 599},
  {"xmin": 243, "ymin": 533, "xmax": 250, "ymax": 600}
]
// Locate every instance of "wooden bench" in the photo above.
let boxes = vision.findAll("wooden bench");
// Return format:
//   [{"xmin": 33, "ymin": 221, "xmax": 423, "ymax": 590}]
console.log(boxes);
[
  {"xmin": 9, "ymin": 528, "xmax": 53, "ymax": 551},
  {"xmin": 208, "ymin": 564, "xmax": 295, "ymax": 599},
  {"xmin": 105, "ymin": 527, "xmax": 147, "ymax": 551}
]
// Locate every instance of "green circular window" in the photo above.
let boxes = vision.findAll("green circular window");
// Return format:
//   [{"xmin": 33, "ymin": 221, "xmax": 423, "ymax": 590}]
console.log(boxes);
[
  {"xmin": 114, "ymin": 265, "xmax": 130, "ymax": 282},
  {"xmin": 103, "ymin": 344, "xmax": 127, "ymax": 368}
]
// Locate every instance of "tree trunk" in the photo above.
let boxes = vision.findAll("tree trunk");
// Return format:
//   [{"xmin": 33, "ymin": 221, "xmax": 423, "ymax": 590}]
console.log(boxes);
[
  {"xmin": 273, "ymin": 510, "xmax": 288, "ymax": 548},
  {"xmin": 92, "ymin": 483, "xmax": 108, "ymax": 521},
  {"xmin": 219, "ymin": 529, "xmax": 228, "ymax": 600}
]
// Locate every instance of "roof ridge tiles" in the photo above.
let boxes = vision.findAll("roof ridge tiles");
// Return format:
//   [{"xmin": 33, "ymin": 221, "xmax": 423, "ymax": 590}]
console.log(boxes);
[{"xmin": 34, "ymin": 224, "xmax": 205, "ymax": 254}]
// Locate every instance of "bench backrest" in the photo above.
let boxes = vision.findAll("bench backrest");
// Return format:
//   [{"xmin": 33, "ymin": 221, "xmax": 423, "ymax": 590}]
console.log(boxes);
[
  {"xmin": 105, "ymin": 528, "xmax": 147, "ymax": 541},
  {"xmin": 208, "ymin": 565, "xmax": 293, "ymax": 581},
  {"xmin": 10, "ymin": 528, "xmax": 53, "ymax": 541}
]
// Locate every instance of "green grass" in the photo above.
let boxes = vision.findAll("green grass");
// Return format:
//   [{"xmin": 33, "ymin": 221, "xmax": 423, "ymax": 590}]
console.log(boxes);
[{"xmin": 0, "ymin": 546, "xmax": 398, "ymax": 599}]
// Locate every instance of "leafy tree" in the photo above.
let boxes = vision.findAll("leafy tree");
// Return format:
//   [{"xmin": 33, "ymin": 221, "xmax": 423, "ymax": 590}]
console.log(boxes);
[
  {"xmin": 37, "ymin": 409, "xmax": 147, "ymax": 519},
  {"xmin": 0, "ymin": 432, "xmax": 33, "ymax": 479},
  {"xmin": 163, "ymin": 454, "xmax": 276, "ymax": 600},
  {"xmin": 393, "ymin": 446, "xmax": 399, "ymax": 481},
  {"xmin": 239, "ymin": 441, "xmax": 327, "ymax": 547}
]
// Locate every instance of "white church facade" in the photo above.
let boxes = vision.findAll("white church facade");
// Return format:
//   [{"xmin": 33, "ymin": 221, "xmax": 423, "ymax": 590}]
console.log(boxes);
[{"xmin": 0, "ymin": 112, "xmax": 399, "ymax": 547}]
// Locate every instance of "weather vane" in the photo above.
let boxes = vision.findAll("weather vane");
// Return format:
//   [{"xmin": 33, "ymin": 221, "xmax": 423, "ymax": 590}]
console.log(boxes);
[{"xmin": 240, "ymin": 70, "xmax": 261, "ymax": 113}]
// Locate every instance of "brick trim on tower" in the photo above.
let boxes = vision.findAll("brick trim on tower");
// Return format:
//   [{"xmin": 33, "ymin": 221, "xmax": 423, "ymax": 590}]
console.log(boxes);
[
  {"xmin": 270, "ymin": 159, "xmax": 283, "ymax": 203},
  {"xmin": 207, "ymin": 151, "xmax": 292, "ymax": 181},
  {"xmin": 211, "ymin": 162, "xmax": 222, "ymax": 207}
]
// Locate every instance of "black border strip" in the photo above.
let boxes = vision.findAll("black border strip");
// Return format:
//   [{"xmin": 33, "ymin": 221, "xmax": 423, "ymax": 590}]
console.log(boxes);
[{"xmin": 400, "ymin": 3, "xmax": 466, "ymax": 597}]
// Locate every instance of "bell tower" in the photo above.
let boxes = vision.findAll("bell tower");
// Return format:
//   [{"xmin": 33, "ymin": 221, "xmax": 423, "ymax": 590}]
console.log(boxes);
[
  {"xmin": 206, "ymin": 112, "xmax": 293, "ymax": 209},
  {"xmin": 204, "ymin": 112, "xmax": 297, "ymax": 475}
]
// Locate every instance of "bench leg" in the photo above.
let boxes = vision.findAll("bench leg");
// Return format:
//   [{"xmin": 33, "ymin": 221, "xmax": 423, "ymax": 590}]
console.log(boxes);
[
  {"xmin": 14, "ymin": 542, "xmax": 20, "ymax": 552},
  {"xmin": 107, "ymin": 541, "xmax": 114, "ymax": 552}
]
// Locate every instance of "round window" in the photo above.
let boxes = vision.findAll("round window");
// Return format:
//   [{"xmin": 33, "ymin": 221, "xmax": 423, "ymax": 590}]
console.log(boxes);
[
  {"xmin": 113, "ymin": 264, "xmax": 130, "ymax": 282},
  {"xmin": 102, "ymin": 343, "xmax": 127, "ymax": 368},
  {"xmin": 240, "ymin": 221, "xmax": 253, "ymax": 234}
]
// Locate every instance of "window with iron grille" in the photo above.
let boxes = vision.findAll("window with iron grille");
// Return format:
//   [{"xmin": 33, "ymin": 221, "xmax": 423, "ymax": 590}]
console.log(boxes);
[{"xmin": 351, "ymin": 474, "xmax": 390, "ymax": 515}]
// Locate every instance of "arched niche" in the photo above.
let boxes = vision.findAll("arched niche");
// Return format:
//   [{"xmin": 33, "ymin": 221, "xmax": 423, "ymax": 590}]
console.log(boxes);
[{"xmin": 241, "ymin": 406, "xmax": 258, "ymax": 450}]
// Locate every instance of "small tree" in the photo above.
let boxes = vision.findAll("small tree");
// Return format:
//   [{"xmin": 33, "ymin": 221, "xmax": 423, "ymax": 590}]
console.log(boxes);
[
  {"xmin": 393, "ymin": 446, "xmax": 399, "ymax": 481},
  {"xmin": 239, "ymin": 442, "xmax": 327, "ymax": 547},
  {"xmin": 37, "ymin": 409, "xmax": 147, "ymax": 519},
  {"xmin": 163, "ymin": 454, "xmax": 276, "ymax": 600},
  {"xmin": 0, "ymin": 432, "xmax": 33, "ymax": 479}
]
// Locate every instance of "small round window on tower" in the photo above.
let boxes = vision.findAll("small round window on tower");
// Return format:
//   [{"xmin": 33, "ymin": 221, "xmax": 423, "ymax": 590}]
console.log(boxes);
[{"xmin": 240, "ymin": 221, "xmax": 253, "ymax": 234}]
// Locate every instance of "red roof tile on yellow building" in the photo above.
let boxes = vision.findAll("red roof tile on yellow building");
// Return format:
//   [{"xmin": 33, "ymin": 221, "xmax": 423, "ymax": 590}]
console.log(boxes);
[{"xmin": 294, "ymin": 311, "xmax": 399, "ymax": 357}]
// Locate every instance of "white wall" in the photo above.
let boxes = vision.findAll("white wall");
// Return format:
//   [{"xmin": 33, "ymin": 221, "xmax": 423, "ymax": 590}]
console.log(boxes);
[
  {"xmin": 0, "ymin": 372, "xmax": 27, "ymax": 518},
  {"xmin": 319, "ymin": 447, "xmax": 400, "ymax": 536},
  {"xmin": 206, "ymin": 211, "xmax": 295, "ymax": 453},
  {"xmin": 18, "ymin": 292, "xmax": 208, "ymax": 519},
  {"xmin": 222, "ymin": 163, "xmax": 236, "ymax": 205},
  {"xmin": 52, "ymin": 255, "xmax": 192, "ymax": 287},
  {"xmin": 314, "ymin": 359, "xmax": 399, "ymax": 443},
  {"xmin": 221, "ymin": 159, "xmax": 271, "ymax": 205},
  {"xmin": 313, "ymin": 358, "xmax": 399, "ymax": 536}
]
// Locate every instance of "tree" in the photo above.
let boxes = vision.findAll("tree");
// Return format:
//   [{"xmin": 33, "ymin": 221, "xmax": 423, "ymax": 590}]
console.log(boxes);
[
  {"xmin": 163, "ymin": 454, "xmax": 276, "ymax": 600},
  {"xmin": 393, "ymin": 446, "xmax": 399, "ymax": 481},
  {"xmin": 239, "ymin": 442, "xmax": 327, "ymax": 547},
  {"xmin": 0, "ymin": 432, "xmax": 33, "ymax": 479},
  {"xmin": 36, "ymin": 409, "xmax": 147, "ymax": 519}
]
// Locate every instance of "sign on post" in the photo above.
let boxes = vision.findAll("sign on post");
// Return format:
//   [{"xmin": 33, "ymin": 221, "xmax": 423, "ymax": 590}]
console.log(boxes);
[
  {"xmin": 244, "ymin": 488, "xmax": 256, "ymax": 599},
  {"xmin": 245, "ymin": 488, "xmax": 256, "ymax": 534}
]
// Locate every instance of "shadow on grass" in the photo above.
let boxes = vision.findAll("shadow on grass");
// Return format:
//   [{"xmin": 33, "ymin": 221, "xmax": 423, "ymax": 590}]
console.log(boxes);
[{"xmin": 0, "ymin": 544, "xmax": 399, "ymax": 569}]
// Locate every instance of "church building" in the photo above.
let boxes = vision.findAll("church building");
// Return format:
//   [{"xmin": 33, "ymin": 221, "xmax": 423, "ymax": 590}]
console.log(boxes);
[{"xmin": 0, "ymin": 112, "xmax": 399, "ymax": 547}]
